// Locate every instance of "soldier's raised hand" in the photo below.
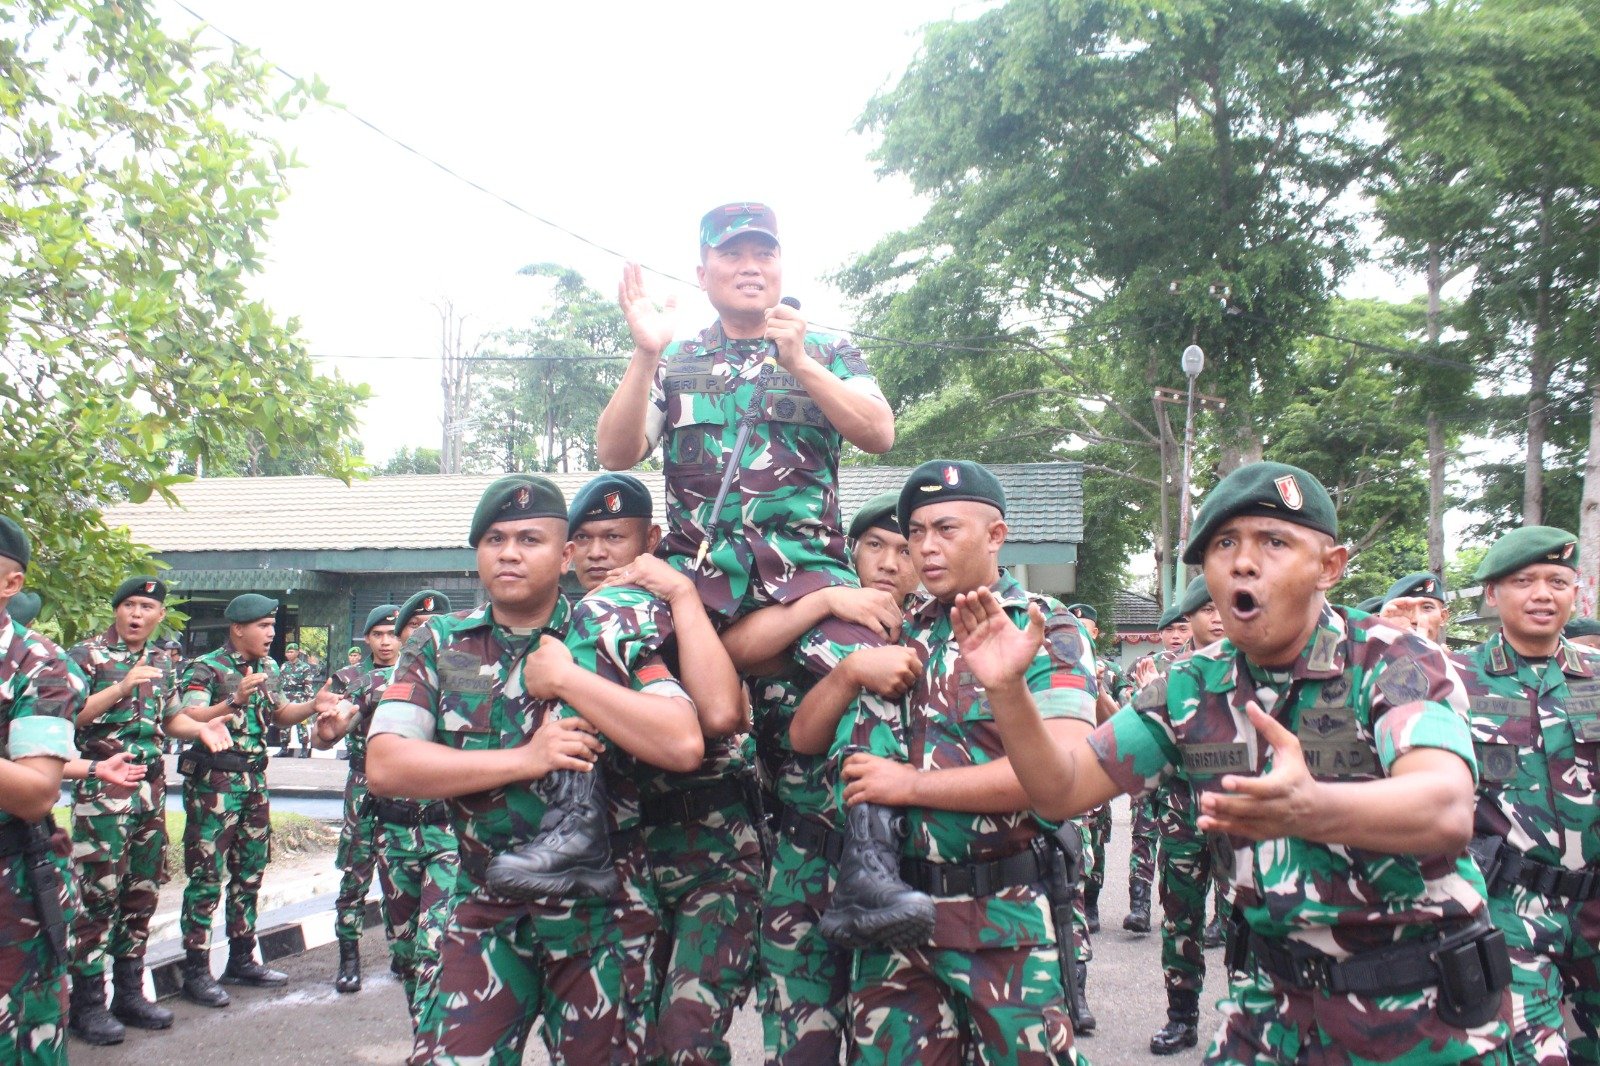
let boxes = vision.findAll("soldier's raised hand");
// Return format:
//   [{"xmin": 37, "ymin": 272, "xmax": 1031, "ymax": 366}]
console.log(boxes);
[
  {"xmin": 310, "ymin": 679, "xmax": 341, "ymax": 715},
  {"xmin": 1196, "ymin": 701, "xmax": 1314, "ymax": 840},
  {"xmin": 618, "ymin": 262, "xmax": 676, "ymax": 358},
  {"xmin": 951, "ymin": 587, "xmax": 1043, "ymax": 692}
]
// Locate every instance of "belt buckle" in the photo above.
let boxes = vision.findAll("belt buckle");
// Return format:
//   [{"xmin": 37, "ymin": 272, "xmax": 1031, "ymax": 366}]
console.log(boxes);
[
  {"xmin": 969, "ymin": 863, "xmax": 994, "ymax": 897},
  {"xmin": 1531, "ymin": 864, "xmax": 1561, "ymax": 898},
  {"xmin": 1293, "ymin": 952, "xmax": 1333, "ymax": 991}
]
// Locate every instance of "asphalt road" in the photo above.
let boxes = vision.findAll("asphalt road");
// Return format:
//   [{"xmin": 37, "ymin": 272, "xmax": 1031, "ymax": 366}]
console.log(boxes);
[{"xmin": 74, "ymin": 796, "xmax": 1216, "ymax": 1064}]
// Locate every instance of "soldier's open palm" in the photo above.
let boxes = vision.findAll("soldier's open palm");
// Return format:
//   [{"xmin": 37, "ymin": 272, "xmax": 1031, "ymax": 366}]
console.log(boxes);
[
  {"xmin": 618, "ymin": 262, "xmax": 676, "ymax": 356},
  {"xmin": 951, "ymin": 588, "xmax": 1043, "ymax": 690}
]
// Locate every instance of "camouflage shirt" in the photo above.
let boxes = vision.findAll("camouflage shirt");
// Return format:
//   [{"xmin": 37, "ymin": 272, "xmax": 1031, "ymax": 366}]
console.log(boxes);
[
  {"xmin": 1454, "ymin": 631, "xmax": 1600, "ymax": 869},
  {"xmin": 168, "ymin": 641, "xmax": 285, "ymax": 775},
  {"xmin": 893, "ymin": 573, "xmax": 1099, "ymax": 949},
  {"xmin": 67, "ymin": 627, "xmax": 167, "ymax": 764},
  {"xmin": 329, "ymin": 662, "xmax": 396, "ymax": 767},
  {"xmin": 645, "ymin": 320, "xmax": 882, "ymax": 620},
  {"xmin": 0, "ymin": 615, "xmax": 82, "ymax": 826},
  {"xmin": 1091, "ymin": 604, "xmax": 1490, "ymax": 956},
  {"xmin": 279, "ymin": 656, "xmax": 320, "ymax": 703}
]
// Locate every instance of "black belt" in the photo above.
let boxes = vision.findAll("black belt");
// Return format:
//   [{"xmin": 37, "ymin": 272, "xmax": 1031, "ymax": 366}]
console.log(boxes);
[
  {"xmin": 371, "ymin": 797, "xmax": 449, "ymax": 827},
  {"xmin": 1247, "ymin": 918, "xmax": 1490, "ymax": 996},
  {"xmin": 776, "ymin": 806, "xmax": 843, "ymax": 865},
  {"xmin": 1472, "ymin": 834, "xmax": 1600, "ymax": 902},
  {"xmin": 189, "ymin": 748, "xmax": 266, "ymax": 774},
  {"xmin": 0, "ymin": 818, "xmax": 38, "ymax": 860},
  {"xmin": 347, "ymin": 753, "xmax": 365, "ymax": 773},
  {"xmin": 900, "ymin": 841, "xmax": 1049, "ymax": 898},
  {"xmin": 640, "ymin": 778, "xmax": 749, "ymax": 828}
]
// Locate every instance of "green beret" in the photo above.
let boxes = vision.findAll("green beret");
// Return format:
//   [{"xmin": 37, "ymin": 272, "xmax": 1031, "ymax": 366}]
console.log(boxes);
[
  {"xmin": 8, "ymin": 591, "xmax": 41, "ymax": 627},
  {"xmin": 568, "ymin": 473, "xmax": 652, "ymax": 530},
  {"xmin": 1178, "ymin": 573, "xmax": 1213, "ymax": 617},
  {"xmin": 224, "ymin": 593, "xmax": 278, "ymax": 624},
  {"xmin": 1355, "ymin": 595, "xmax": 1384, "ymax": 614},
  {"xmin": 1157, "ymin": 604, "xmax": 1185, "ymax": 630},
  {"xmin": 848, "ymin": 492, "xmax": 902, "ymax": 540},
  {"xmin": 1382, "ymin": 571, "xmax": 1445, "ymax": 606},
  {"xmin": 468, "ymin": 474, "xmax": 566, "ymax": 547},
  {"xmin": 363, "ymin": 604, "xmax": 400, "ymax": 635},
  {"xmin": 1474, "ymin": 525, "xmax": 1578, "ymax": 582},
  {"xmin": 1183, "ymin": 461, "xmax": 1337, "ymax": 565},
  {"xmin": 112, "ymin": 575, "xmax": 167, "ymax": 609},
  {"xmin": 897, "ymin": 460, "xmax": 1006, "ymax": 532},
  {"xmin": 285, "ymin": 642, "xmax": 299, "ymax": 650},
  {"xmin": 0, "ymin": 517, "xmax": 30, "ymax": 571},
  {"xmin": 1563, "ymin": 617, "xmax": 1600, "ymax": 639},
  {"xmin": 1065, "ymin": 603, "xmax": 1097, "ymax": 623},
  {"xmin": 396, "ymin": 589, "xmax": 451, "ymax": 634}
]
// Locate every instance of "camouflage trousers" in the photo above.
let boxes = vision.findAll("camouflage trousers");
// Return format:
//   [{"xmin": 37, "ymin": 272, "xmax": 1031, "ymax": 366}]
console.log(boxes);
[
  {"xmin": 643, "ymin": 798, "xmax": 763, "ymax": 1065},
  {"xmin": 412, "ymin": 893, "xmax": 656, "ymax": 1065},
  {"xmin": 758, "ymin": 824, "xmax": 852, "ymax": 1064},
  {"xmin": 375, "ymin": 816, "xmax": 458, "ymax": 1033},
  {"xmin": 69, "ymin": 771, "xmax": 166, "ymax": 976},
  {"xmin": 335, "ymin": 770, "xmax": 378, "ymax": 943},
  {"xmin": 0, "ymin": 841, "xmax": 70, "ymax": 1065},
  {"xmin": 1128, "ymin": 790, "xmax": 1158, "ymax": 891},
  {"xmin": 181, "ymin": 776, "xmax": 270, "ymax": 951},
  {"xmin": 1154, "ymin": 779, "xmax": 1219, "ymax": 992},
  {"xmin": 1083, "ymin": 803, "xmax": 1111, "ymax": 895},
  {"xmin": 1209, "ymin": 962, "xmax": 1512, "ymax": 1065},
  {"xmin": 1488, "ymin": 885, "xmax": 1600, "ymax": 1065},
  {"xmin": 849, "ymin": 941, "xmax": 1084, "ymax": 1066}
]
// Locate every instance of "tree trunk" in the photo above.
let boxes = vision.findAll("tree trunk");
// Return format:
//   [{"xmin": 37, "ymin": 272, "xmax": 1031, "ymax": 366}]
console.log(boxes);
[
  {"xmin": 1524, "ymin": 188, "xmax": 1555, "ymax": 523},
  {"xmin": 1425, "ymin": 243, "xmax": 1446, "ymax": 573},
  {"xmin": 1580, "ymin": 366, "xmax": 1600, "ymax": 618}
]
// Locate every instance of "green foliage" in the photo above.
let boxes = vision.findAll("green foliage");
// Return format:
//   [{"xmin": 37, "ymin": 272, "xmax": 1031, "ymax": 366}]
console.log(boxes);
[
  {"xmin": 377, "ymin": 445, "xmax": 443, "ymax": 476},
  {"xmin": 0, "ymin": 0, "xmax": 368, "ymax": 642}
]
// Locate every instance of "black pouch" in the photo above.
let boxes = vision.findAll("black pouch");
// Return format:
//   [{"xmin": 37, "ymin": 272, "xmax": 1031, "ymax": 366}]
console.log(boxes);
[
  {"xmin": 176, "ymin": 746, "xmax": 204, "ymax": 777},
  {"xmin": 1436, "ymin": 927, "xmax": 1510, "ymax": 1029}
]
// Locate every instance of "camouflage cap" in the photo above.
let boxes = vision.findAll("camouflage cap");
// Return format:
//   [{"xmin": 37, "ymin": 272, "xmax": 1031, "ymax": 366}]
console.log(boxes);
[
  {"xmin": 1178, "ymin": 573, "xmax": 1213, "ymax": 617},
  {"xmin": 1065, "ymin": 603, "xmax": 1097, "ymax": 623},
  {"xmin": 363, "ymin": 604, "xmax": 400, "ymax": 635},
  {"xmin": 396, "ymin": 589, "xmax": 451, "ymax": 634},
  {"xmin": 897, "ymin": 459, "xmax": 1006, "ymax": 532},
  {"xmin": 1382, "ymin": 571, "xmax": 1446, "ymax": 606},
  {"xmin": 468, "ymin": 474, "xmax": 566, "ymax": 547},
  {"xmin": 848, "ymin": 491, "xmax": 902, "ymax": 540},
  {"xmin": 224, "ymin": 593, "xmax": 278, "ymax": 624},
  {"xmin": 112, "ymin": 575, "xmax": 167, "ymax": 608},
  {"xmin": 1564, "ymin": 616, "xmax": 1600, "ymax": 639},
  {"xmin": 567, "ymin": 473, "xmax": 652, "ymax": 530},
  {"xmin": 1475, "ymin": 525, "xmax": 1579, "ymax": 582},
  {"xmin": 1157, "ymin": 603, "xmax": 1185, "ymax": 630},
  {"xmin": 8, "ymin": 591, "xmax": 40, "ymax": 627},
  {"xmin": 0, "ymin": 517, "xmax": 29, "ymax": 571},
  {"xmin": 1183, "ymin": 461, "xmax": 1337, "ymax": 565},
  {"xmin": 700, "ymin": 201, "xmax": 778, "ymax": 249}
]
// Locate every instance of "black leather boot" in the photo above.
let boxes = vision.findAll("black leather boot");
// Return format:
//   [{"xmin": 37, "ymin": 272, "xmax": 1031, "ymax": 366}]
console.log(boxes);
[
  {"xmin": 1150, "ymin": 988, "xmax": 1200, "ymax": 1054},
  {"xmin": 69, "ymin": 972, "xmax": 126, "ymax": 1045},
  {"xmin": 1123, "ymin": 879, "xmax": 1152, "ymax": 933},
  {"xmin": 816, "ymin": 803, "xmax": 935, "ymax": 950},
  {"xmin": 1084, "ymin": 881, "xmax": 1101, "ymax": 934},
  {"xmin": 484, "ymin": 769, "xmax": 619, "ymax": 900},
  {"xmin": 1203, "ymin": 913, "xmax": 1225, "ymax": 949},
  {"xmin": 110, "ymin": 957, "xmax": 173, "ymax": 1030},
  {"xmin": 221, "ymin": 937, "xmax": 287, "ymax": 987},
  {"xmin": 1072, "ymin": 961, "xmax": 1096, "ymax": 1034},
  {"xmin": 180, "ymin": 948, "xmax": 230, "ymax": 1008},
  {"xmin": 335, "ymin": 938, "xmax": 361, "ymax": 993}
]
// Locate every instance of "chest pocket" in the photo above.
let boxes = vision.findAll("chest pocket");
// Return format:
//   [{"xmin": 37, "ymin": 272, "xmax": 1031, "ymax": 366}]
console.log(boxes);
[
  {"xmin": 954, "ymin": 672, "xmax": 991, "ymax": 722},
  {"xmin": 437, "ymin": 649, "xmax": 495, "ymax": 747},
  {"xmin": 1469, "ymin": 694, "xmax": 1531, "ymax": 784},
  {"xmin": 1295, "ymin": 699, "xmax": 1378, "ymax": 781},
  {"xmin": 1566, "ymin": 681, "xmax": 1600, "ymax": 754},
  {"xmin": 664, "ymin": 361, "xmax": 732, "ymax": 436}
]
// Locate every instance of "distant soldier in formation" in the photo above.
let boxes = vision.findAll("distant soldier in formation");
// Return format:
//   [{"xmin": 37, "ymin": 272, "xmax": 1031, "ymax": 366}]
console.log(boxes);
[
  {"xmin": 1124, "ymin": 605, "xmax": 1192, "ymax": 934},
  {"xmin": 1454, "ymin": 526, "xmax": 1599, "ymax": 1064},
  {"xmin": 279, "ymin": 641, "xmax": 320, "ymax": 757},
  {"xmin": 1064, "ymin": 602, "xmax": 1124, "ymax": 934},
  {"xmin": 1379, "ymin": 572, "xmax": 1451, "ymax": 645}
]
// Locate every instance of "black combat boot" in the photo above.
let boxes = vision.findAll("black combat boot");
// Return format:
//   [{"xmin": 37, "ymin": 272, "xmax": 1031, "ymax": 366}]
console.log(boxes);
[
  {"xmin": 110, "ymin": 957, "xmax": 173, "ymax": 1030},
  {"xmin": 484, "ymin": 769, "xmax": 619, "ymax": 900},
  {"xmin": 221, "ymin": 937, "xmax": 287, "ymax": 987},
  {"xmin": 816, "ymin": 803, "xmax": 935, "ymax": 950},
  {"xmin": 1084, "ymin": 881, "xmax": 1101, "ymax": 934},
  {"xmin": 180, "ymin": 948, "xmax": 230, "ymax": 1008},
  {"xmin": 1203, "ymin": 913, "xmax": 1224, "ymax": 949},
  {"xmin": 69, "ymin": 973, "xmax": 126, "ymax": 1045},
  {"xmin": 1123, "ymin": 879, "xmax": 1152, "ymax": 933},
  {"xmin": 1072, "ymin": 961, "xmax": 1097, "ymax": 1034},
  {"xmin": 335, "ymin": 938, "xmax": 361, "ymax": 993},
  {"xmin": 1149, "ymin": 988, "xmax": 1200, "ymax": 1055}
]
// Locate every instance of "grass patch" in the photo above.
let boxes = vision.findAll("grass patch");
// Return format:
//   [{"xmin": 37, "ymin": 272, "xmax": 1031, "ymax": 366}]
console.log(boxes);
[{"xmin": 53, "ymin": 807, "xmax": 339, "ymax": 881}]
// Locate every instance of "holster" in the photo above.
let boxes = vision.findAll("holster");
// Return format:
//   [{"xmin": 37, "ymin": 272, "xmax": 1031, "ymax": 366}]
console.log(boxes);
[
  {"xmin": 1043, "ymin": 828, "xmax": 1086, "ymax": 1030},
  {"xmin": 22, "ymin": 821, "xmax": 68, "ymax": 971}
]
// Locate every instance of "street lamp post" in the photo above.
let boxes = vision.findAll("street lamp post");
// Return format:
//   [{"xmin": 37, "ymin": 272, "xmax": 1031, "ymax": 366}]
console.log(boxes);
[{"xmin": 1175, "ymin": 344, "xmax": 1205, "ymax": 603}]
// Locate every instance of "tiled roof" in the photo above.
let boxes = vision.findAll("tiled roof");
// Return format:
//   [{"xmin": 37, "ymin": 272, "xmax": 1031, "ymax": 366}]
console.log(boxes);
[
  {"xmin": 104, "ymin": 463, "xmax": 1083, "ymax": 554},
  {"xmin": 1112, "ymin": 588, "xmax": 1161, "ymax": 629}
]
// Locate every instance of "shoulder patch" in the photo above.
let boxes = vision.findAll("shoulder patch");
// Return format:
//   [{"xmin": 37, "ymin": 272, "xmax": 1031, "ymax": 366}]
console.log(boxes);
[{"xmin": 1376, "ymin": 658, "xmax": 1430, "ymax": 707}]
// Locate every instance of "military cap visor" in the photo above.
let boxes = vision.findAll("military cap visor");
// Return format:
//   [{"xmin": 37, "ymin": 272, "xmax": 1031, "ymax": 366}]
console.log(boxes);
[
  {"xmin": 1065, "ymin": 603, "xmax": 1098, "ymax": 623},
  {"xmin": 1183, "ymin": 461, "xmax": 1337, "ymax": 565},
  {"xmin": 1474, "ymin": 525, "xmax": 1579, "ymax": 582},
  {"xmin": 568, "ymin": 473, "xmax": 652, "ymax": 530},
  {"xmin": 848, "ymin": 492, "xmax": 903, "ymax": 541},
  {"xmin": 700, "ymin": 201, "xmax": 779, "ymax": 249},
  {"xmin": 897, "ymin": 460, "xmax": 1006, "ymax": 533},
  {"xmin": 396, "ymin": 589, "xmax": 451, "ymax": 634},
  {"xmin": 112, "ymin": 576, "xmax": 167, "ymax": 608},
  {"xmin": 1178, "ymin": 573, "xmax": 1213, "ymax": 618},
  {"xmin": 1382, "ymin": 571, "xmax": 1446, "ymax": 606},
  {"xmin": 469, "ymin": 475, "xmax": 567, "ymax": 547},
  {"xmin": 0, "ymin": 517, "xmax": 30, "ymax": 571},
  {"xmin": 224, "ymin": 593, "xmax": 278, "ymax": 624}
]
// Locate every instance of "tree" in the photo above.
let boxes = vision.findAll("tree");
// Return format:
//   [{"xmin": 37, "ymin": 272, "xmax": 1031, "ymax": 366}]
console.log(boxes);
[
  {"xmin": 0, "ymin": 0, "xmax": 367, "ymax": 640},
  {"xmin": 377, "ymin": 446, "xmax": 444, "ymax": 476}
]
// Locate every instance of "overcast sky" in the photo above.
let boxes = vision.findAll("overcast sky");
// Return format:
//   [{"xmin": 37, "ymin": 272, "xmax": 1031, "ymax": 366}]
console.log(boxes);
[{"xmin": 157, "ymin": 1, "xmax": 991, "ymax": 463}]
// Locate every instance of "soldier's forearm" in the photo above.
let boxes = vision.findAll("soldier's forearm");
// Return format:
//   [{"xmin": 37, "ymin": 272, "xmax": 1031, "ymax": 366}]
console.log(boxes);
[
  {"xmin": 365, "ymin": 734, "xmax": 530, "ymax": 800},
  {"xmin": 273, "ymin": 700, "xmax": 317, "ymax": 727},
  {"xmin": 78, "ymin": 684, "xmax": 126, "ymax": 724},
  {"xmin": 595, "ymin": 354, "xmax": 655, "ymax": 469},
  {"xmin": 986, "ymin": 683, "xmax": 1116, "ymax": 822},
  {"xmin": 1283, "ymin": 748, "xmax": 1476, "ymax": 855},
  {"xmin": 668, "ymin": 597, "xmax": 746, "ymax": 737},
  {"xmin": 0, "ymin": 755, "xmax": 65, "ymax": 821},
  {"xmin": 789, "ymin": 664, "xmax": 863, "ymax": 756},
  {"xmin": 784, "ymin": 360, "xmax": 894, "ymax": 454},
  {"xmin": 555, "ymin": 671, "xmax": 703, "ymax": 774},
  {"xmin": 720, "ymin": 595, "xmax": 833, "ymax": 671}
]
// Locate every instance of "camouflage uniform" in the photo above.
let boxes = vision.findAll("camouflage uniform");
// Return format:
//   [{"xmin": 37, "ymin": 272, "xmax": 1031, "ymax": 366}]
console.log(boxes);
[
  {"xmin": 279, "ymin": 655, "xmax": 319, "ymax": 753},
  {"xmin": 1090, "ymin": 606, "xmax": 1512, "ymax": 1065},
  {"xmin": 1153, "ymin": 778, "xmax": 1216, "ymax": 990},
  {"xmin": 371, "ymin": 599, "xmax": 662, "ymax": 1065},
  {"xmin": 0, "ymin": 616, "xmax": 81, "ymax": 1064},
  {"xmin": 840, "ymin": 573, "xmax": 1098, "ymax": 1065},
  {"xmin": 1454, "ymin": 632, "xmax": 1600, "ymax": 1065},
  {"xmin": 1083, "ymin": 658, "xmax": 1130, "ymax": 913},
  {"xmin": 65, "ymin": 629, "xmax": 168, "ymax": 981},
  {"xmin": 1127, "ymin": 651, "xmax": 1179, "ymax": 897},
  {"xmin": 168, "ymin": 643, "xmax": 283, "ymax": 954},
  {"xmin": 329, "ymin": 662, "xmax": 382, "ymax": 947}
]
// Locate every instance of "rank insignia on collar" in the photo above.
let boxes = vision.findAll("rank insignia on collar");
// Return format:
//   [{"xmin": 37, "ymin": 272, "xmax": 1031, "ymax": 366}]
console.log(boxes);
[
  {"xmin": 1274, "ymin": 475, "xmax": 1304, "ymax": 510},
  {"xmin": 943, "ymin": 465, "xmax": 960, "ymax": 486}
]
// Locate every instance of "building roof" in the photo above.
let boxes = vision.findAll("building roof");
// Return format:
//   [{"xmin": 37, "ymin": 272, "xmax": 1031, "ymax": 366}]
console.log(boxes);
[
  {"xmin": 104, "ymin": 464, "xmax": 1083, "ymax": 554},
  {"xmin": 1112, "ymin": 588, "xmax": 1161, "ymax": 629}
]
